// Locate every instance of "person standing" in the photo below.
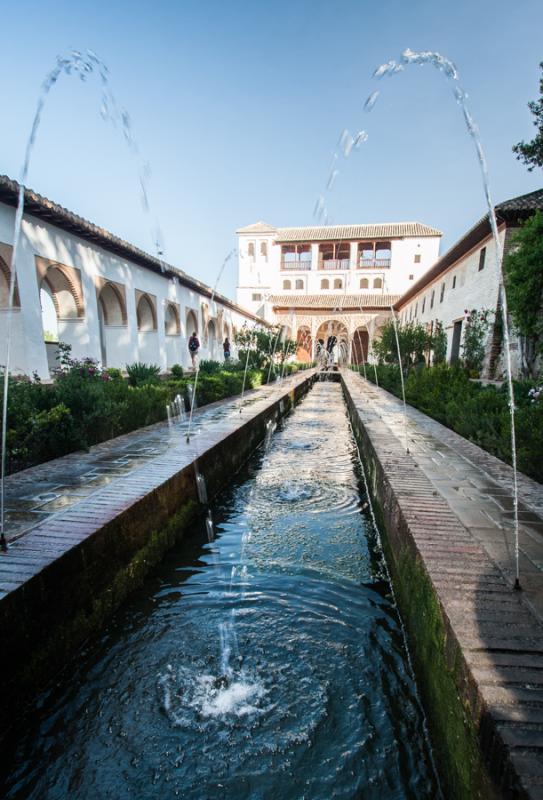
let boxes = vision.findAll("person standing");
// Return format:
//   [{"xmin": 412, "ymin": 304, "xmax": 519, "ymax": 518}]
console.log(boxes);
[
  {"xmin": 188, "ymin": 331, "xmax": 200, "ymax": 369},
  {"xmin": 223, "ymin": 337, "xmax": 231, "ymax": 361}
]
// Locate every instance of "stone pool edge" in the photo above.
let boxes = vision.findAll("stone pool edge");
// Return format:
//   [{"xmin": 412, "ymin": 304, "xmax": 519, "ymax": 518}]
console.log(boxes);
[
  {"xmin": 1, "ymin": 372, "xmax": 317, "ymax": 744},
  {"xmin": 341, "ymin": 370, "xmax": 526, "ymax": 800}
]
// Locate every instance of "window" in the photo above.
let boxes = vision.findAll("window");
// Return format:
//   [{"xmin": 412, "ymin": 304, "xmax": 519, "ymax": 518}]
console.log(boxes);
[
  {"xmin": 281, "ymin": 243, "xmax": 311, "ymax": 266},
  {"xmin": 478, "ymin": 247, "xmax": 486, "ymax": 271},
  {"xmin": 422, "ymin": 297, "xmax": 426, "ymax": 314},
  {"xmin": 430, "ymin": 290, "xmax": 435, "ymax": 309},
  {"xmin": 283, "ymin": 280, "xmax": 291, "ymax": 290},
  {"xmin": 414, "ymin": 254, "xmax": 421, "ymax": 263},
  {"xmin": 414, "ymin": 302, "xmax": 418, "ymax": 318},
  {"xmin": 295, "ymin": 279, "xmax": 304, "ymax": 290},
  {"xmin": 248, "ymin": 242, "xmax": 255, "ymax": 259},
  {"xmin": 375, "ymin": 241, "xmax": 391, "ymax": 260},
  {"xmin": 360, "ymin": 278, "xmax": 369, "ymax": 289},
  {"xmin": 440, "ymin": 282, "xmax": 445, "ymax": 303},
  {"xmin": 260, "ymin": 241, "xmax": 267, "ymax": 258},
  {"xmin": 252, "ymin": 293, "xmax": 262, "ymax": 302},
  {"xmin": 321, "ymin": 279, "xmax": 329, "ymax": 289},
  {"xmin": 409, "ymin": 274, "xmax": 414, "ymax": 280},
  {"xmin": 373, "ymin": 277, "xmax": 382, "ymax": 289},
  {"xmin": 333, "ymin": 278, "xmax": 342, "ymax": 289},
  {"xmin": 452, "ymin": 275, "xmax": 457, "ymax": 289}
]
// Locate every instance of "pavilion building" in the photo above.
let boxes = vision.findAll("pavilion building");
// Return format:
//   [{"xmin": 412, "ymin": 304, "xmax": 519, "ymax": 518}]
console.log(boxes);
[{"xmin": 236, "ymin": 220, "xmax": 442, "ymax": 362}]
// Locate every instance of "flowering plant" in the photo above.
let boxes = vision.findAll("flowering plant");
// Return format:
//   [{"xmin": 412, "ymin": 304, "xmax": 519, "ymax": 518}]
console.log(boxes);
[{"xmin": 528, "ymin": 386, "xmax": 542, "ymax": 403}]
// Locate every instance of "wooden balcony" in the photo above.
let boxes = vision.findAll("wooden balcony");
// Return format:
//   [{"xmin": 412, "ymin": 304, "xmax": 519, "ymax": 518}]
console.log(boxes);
[
  {"xmin": 357, "ymin": 258, "xmax": 391, "ymax": 269},
  {"xmin": 280, "ymin": 260, "xmax": 312, "ymax": 270},
  {"xmin": 318, "ymin": 258, "xmax": 350, "ymax": 271}
]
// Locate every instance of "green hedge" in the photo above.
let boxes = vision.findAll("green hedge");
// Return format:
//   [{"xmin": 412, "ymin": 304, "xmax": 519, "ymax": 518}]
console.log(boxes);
[
  {"xmin": 2, "ymin": 359, "xmax": 313, "ymax": 475},
  {"xmin": 358, "ymin": 364, "xmax": 543, "ymax": 484}
]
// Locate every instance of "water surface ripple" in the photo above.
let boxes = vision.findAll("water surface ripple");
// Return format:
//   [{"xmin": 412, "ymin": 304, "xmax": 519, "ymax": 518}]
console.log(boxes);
[{"xmin": 3, "ymin": 383, "xmax": 437, "ymax": 799}]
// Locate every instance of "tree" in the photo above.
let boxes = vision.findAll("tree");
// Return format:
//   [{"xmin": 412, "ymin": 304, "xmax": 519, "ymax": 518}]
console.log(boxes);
[
  {"xmin": 461, "ymin": 308, "xmax": 492, "ymax": 376},
  {"xmin": 504, "ymin": 210, "xmax": 543, "ymax": 376},
  {"xmin": 431, "ymin": 320, "xmax": 447, "ymax": 365},
  {"xmin": 372, "ymin": 320, "xmax": 429, "ymax": 369},
  {"xmin": 234, "ymin": 325, "xmax": 296, "ymax": 370},
  {"xmin": 513, "ymin": 62, "xmax": 543, "ymax": 172}
]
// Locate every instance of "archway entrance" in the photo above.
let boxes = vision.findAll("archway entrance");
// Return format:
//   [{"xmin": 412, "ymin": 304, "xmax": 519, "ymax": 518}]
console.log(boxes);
[
  {"xmin": 208, "ymin": 320, "xmax": 217, "ymax": 360},
  {"xmin": 296, "ymin": 326, "xmax": 312, "ymax": 362},
  {"xmin": 351, "ymin": 327, "xmax": 369, "ymax": 365},
  {"xmin": 315, "ymin": 320, "xmax": 349, "ymax": 365},
  {"xmin": 97, "ymin": 281, "xmax": 127, "ymax": 368},
  {"xmin": 38, "ymin": 263, "xmax": 84, "ymax": 372}
]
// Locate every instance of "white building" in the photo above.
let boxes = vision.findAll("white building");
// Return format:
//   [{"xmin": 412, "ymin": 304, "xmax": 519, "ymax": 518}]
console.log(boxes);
[
  {"xmin": 0, "ymin": 176, "xmax": 264, "ymax": 379},
  {"xmin": 395, "ymin": 188, "xmax": 543, "ymax": 377},
  {"xmin": 236, "ymin": 220, "xmax": 442, "ymax": 362}
]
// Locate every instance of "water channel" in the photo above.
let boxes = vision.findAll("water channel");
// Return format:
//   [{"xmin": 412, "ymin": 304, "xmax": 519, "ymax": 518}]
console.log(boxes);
[{"xmin": 3, "ymin": 382, "xmax": 438, "ymax": 799}]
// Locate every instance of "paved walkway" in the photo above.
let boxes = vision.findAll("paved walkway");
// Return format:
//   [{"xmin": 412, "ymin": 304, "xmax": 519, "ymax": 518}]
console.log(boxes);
[
  {"xmin": 347, "ymin": 371, "xmax": 543, "ymax": 623},
  {"xmin": 0, "ymin": 373, "xmax": 309, "ymax": 595},
  {"xmin": 342, "ymin": 370, "xmax": 543, "ymax": 798}
]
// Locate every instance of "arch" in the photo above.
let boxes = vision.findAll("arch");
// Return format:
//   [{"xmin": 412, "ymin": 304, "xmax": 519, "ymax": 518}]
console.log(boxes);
[
  {"xmin": 351, "ymin": 327, "xmax": 369, "ymax": 365},
  {"xmin": 296, "ymin": 325, "xmax": 312, "ymax": 363},
  {"xmin": 295, "ymin": 279, "xmax": 304, "ymax": 290},
  {"xmin": 40, "ymin": 284, "xmax": 59, "ymax": 341},
  {"xmin": 41, "ymin": 268, "xmax": 81, "ymax": 319},
  {"xmin": 315, "ymin": 320, "xmax": 349, "ymax": 365},
  {"xmin": 283, "ymin": 279, "xmax": 292, "ymax": 290},
  {"xmin": 333, "ymin": 278, "xmax": 343, "ymax": 290},
  {"xmin": 0, "ymin": 255, "xmax": 20, "ymax": 308},
  {"xmin": 373, "ymin": 277, "xmax": 383, "ymax": 289},
  {"xmin": 136, "ymin": 293, "xmax": 157, "ymax": 331},
  {"xmin": 98, "ymin": 282, "xmax": 127, "ymax": 326},
  {"xmin": 164, "ymin": 302, "xmax": 180, "ymax": 335},
  {"xmin": 186, "ymin": 309, "xmax": 198, "ymax": 337},
  {"xmin": 320, "ymin": 279, "xmax": 329, "ymax": 290},
  {"xmin": 360, "ymin": 278, "xmax": 369, "ymax": 289},
  {"xmin": 208, "ymin": 320, "xmax": 217, "ymax": 360}
]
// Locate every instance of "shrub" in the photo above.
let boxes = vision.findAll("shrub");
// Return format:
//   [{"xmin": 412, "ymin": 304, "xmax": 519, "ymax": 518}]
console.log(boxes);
[
  {"xmin": 126, "ymin": 362, "xmax": 161, "ymax": 387},
  {"xmin": 170, "ymin": 363, "xmax": 184, "ymax": 379},
  {"xmin": 198, "ymin": 359, "xmax": 222, "ymax": 374},
  {"xmin": 366, "ymin": 364, "xmax": 543, "ymax": 483}
]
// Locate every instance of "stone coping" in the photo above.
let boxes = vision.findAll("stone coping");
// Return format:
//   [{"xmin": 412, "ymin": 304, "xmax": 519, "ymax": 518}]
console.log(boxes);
[
  {"xmin": 0, "ymin": 372, "xmax": 314, "ymax": 594},
  {"xmin": 341, "ymin": 369, "xmax": 543, "ymax": 799}
]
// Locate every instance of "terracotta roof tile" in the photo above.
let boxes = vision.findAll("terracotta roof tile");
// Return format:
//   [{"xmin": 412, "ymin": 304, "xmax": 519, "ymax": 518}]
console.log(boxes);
[
  {"xmin": 270, "ymin": 293, "xmax": 399, "ymax": 308},
  {"xmin": 274, "ymin": 222, "xmax": 442, "ymax": 242}
]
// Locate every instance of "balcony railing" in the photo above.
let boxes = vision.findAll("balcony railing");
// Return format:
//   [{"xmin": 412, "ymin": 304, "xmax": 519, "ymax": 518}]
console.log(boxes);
[
  {"xmin": 357, "ymin": 258, "xmax": 391, "ymax": 268},
  {"xmin": 280, "ymin": 259, "xmax": 312, "ymax": 270},
  {"xmin": 318, "ymin": 258, "xmax": 351, "ymax": 271}
]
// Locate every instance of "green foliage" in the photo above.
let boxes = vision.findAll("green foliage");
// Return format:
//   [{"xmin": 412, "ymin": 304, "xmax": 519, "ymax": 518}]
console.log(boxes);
[
  {"xmin": 235, "ymin": 325, "xmax": 296, "ymax": 369},
  {"xmin": 431, "ymin": 320, "xmax": 447, "ymax": 365},
  {"xmin": 504, "ymin": 210, "xmax": 543, "ymax": 376},
  {"xmin": 198, "ymin": 359, "xmax": 222, "ymax": 374},
  {"xmin": 169, "ymin": 363, "xmax": 184, "ymax": 379},
  {"xmin": 126, "ymin": 362, "xmax": 161, "ymax": 387},
  {"xmin": 461, "ymin": 308, "xmax": 492, "ymax": 375},
  {"xmin": 513, "ymin": 62, "xmax": 543, "ymax": 171},
  {"xmin": 3, "ymin": 340, "xmax": 313, "ymax": 475},
  {"xmin": 366, "ymin": 364, "xmax": 543, "ymax": 483},
  {"xmin": 372, "ymin": 319, "xmax": 430, "ymax": 367}
]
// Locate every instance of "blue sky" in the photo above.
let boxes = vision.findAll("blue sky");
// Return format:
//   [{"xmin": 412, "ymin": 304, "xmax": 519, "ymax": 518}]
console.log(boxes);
[{"xmin": 1, "ymin": 0, "xmax": 542, "ymax": 297}]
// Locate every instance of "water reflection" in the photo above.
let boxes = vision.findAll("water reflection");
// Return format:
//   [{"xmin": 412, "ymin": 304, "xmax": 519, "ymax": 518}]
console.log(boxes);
[{"xmin": 2, "ymin": 383, "xmax": 437, "ymax": 800}]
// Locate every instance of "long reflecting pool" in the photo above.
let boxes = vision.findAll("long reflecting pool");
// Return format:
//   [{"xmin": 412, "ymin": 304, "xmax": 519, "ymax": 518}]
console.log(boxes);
[{"xmin": 3, "ymin": 383, "xmax": 438, "ymax": 799}]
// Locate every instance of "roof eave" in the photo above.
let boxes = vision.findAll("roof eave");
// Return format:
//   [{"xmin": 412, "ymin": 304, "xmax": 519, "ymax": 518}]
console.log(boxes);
[{"xmin": 0, "ymin": 175, "xmax": 269, "ymax": 326}]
